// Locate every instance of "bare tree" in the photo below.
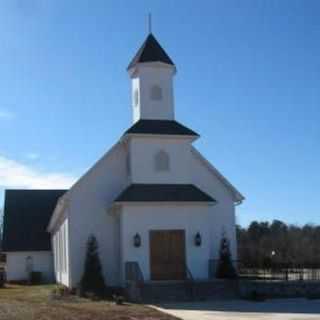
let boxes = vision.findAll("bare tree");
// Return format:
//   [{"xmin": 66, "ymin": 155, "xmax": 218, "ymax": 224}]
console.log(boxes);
[{"xmin": 237, "ymin": 220, "xmax": 320, "ymax": 267}]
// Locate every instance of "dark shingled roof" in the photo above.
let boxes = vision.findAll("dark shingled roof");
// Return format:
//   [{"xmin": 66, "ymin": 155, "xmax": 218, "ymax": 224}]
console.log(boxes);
[
  {"xmin": 114, "ymin": 184, "xmax": 215, "ymax": 203},
  {"xmin": 127, "ymin": 33, "xmax": 175, "ymax": 70},
  {"xmin": 124, "ymin": 119, "xmax": 199, "ymax": 137},
  {"xmin": 2, "ymin": 190, "xmax": 66, "ymax": 252}
]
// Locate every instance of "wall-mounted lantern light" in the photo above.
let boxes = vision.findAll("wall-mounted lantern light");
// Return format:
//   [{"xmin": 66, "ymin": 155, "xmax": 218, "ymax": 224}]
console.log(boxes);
[
  {"xmin": 195, "ymin": 232, "xmax": 202, "ymax": 247},
  {"xmin": 133, "ymin": 233, "xmax": 141, "ymax": 247}
]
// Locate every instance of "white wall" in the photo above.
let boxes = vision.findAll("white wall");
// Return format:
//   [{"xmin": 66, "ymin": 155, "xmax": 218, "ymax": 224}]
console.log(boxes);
[
  {"xmin": 67, "ymin": 142, "xmax": 129, "ymax": 288},
  {"xmin": 120, "ymin": 204, "xmax": 213, "ymax": 282},
  {"xmin": 190, "ymin": 149, "xmax": 238, "ymax": 260},
  {"xmin": 6, "ymin": 251, "xmax": 54, "ymax": 282},
  {"xmin": 64, "ymin": 139, "xmax": 238, "ymax": 287},
  {"xmin": 119, "ymin": 145, "xmax": 238, "ymax": 284},
  {"xmin": 131, "ymin": 64, "xmax": 175, "ymax": 122},
  {"xmin": 129, "ymin": 136, "xmax": 192, "ymax": 184},
  {"xmin": 54, "ymin": 131, "xmax": 239, "ymax": 288}
]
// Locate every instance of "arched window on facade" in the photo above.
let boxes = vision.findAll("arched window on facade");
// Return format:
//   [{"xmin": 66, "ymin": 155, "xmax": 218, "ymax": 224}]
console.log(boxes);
[
  {"xmin": 154, "ymin": 150, "xmax": 170, "ymax": 172},
  {"xmin": 150, "ymin": 85, "xmax": 162, "ymax": 101}
]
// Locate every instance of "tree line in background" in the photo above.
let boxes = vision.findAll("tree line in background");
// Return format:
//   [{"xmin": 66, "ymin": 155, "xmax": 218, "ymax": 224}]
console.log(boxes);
[{"xmin": 237, "ymin": 220, "xmax": 320, "ymax": 267}]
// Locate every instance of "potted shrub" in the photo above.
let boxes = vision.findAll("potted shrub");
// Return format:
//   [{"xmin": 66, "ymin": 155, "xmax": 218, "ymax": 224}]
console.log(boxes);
[
  {"xmin": 80, "ymin": 235, "xmax": 106, "ymax": 298},
  {"xmin": 216, "ymin": 233, "xmax": 237, "ymax": 279}
]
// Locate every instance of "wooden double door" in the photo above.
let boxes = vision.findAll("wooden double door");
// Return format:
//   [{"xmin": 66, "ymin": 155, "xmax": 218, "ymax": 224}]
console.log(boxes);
[{"xmin": 150, "ymin": 230, "xmax": 186, "ymax": 280}]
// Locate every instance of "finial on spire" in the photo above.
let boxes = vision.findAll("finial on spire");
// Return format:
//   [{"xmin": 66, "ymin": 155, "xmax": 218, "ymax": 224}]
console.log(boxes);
[{"xmin": 148, "ymin": 13, "xmax": 152, "ymax": 34}]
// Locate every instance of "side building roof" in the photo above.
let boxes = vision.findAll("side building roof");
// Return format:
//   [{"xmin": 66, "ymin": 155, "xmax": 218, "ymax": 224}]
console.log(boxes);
[{"xmin": 2, "ymin": 189, "xmax": 66, "ymax": 252}]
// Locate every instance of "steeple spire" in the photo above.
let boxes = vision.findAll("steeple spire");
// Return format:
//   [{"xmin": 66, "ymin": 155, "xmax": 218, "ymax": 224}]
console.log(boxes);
[
  {"xmin": 148, "ymin": 13, "xmax": 152, "ymax": 34},
  {"xmin": 127, "ymin": 33, "xmax": 175, "ymax": 70}
]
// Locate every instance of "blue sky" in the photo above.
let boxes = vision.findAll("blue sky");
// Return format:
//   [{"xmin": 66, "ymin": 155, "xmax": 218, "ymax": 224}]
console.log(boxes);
[{"xmin": 0, "ymin": 0, "xmax": 319, "ymax": 227}]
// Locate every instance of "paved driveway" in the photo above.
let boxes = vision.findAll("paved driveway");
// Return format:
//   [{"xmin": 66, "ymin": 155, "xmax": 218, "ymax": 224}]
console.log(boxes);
[{"xmin": 155, "ymin": 299, "xmax": 320, "ymax": 320}]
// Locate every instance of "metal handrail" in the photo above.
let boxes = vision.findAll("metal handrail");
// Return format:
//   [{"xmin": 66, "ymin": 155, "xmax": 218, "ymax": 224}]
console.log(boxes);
[
  {"xmin": 208, "ymin": 259, "xmax": 216, "ymax": 279},
  {"xmin": 125, "ymin": 261, "xmax": 144, "ymax": 284},
  {"xmin": 184, "ymin": 264, "xmax": 195, "ymax": 300},
  {"xmin": 185, "ymin": 264, "xmax": 194, "ymax": 281}
]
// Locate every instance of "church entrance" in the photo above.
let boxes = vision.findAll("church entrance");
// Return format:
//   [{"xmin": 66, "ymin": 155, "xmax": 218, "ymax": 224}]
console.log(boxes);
[{"xmin": 149, "ymin": 230, "xmax": 186, "ymax": 280}]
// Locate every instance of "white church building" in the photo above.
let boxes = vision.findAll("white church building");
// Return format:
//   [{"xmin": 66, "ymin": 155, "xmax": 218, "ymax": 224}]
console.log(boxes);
[{"xmin": 2, "ymin": 33, "xmax": 244, "ymax": 289}]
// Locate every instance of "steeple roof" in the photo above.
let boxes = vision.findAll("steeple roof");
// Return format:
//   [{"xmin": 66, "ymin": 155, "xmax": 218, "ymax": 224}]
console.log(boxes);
[
  {"xmin": 127, "ymin": 33, "xmax": 175, "ymax": 70},
  {"xmin": 124, "ymin": 119, "xmax": 199, "ymax": 137}
]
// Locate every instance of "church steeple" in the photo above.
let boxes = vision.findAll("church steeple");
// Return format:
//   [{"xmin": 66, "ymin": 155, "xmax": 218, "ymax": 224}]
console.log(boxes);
[{"xmin": 128, "ymin": 34, "xmax": 176, "ymax": 123}]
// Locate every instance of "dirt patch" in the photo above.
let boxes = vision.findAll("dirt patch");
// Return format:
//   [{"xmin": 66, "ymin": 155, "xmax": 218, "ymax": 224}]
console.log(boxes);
[{"xmin": 0, "ymin": 284, "xmax": 180, "ymax": 320}]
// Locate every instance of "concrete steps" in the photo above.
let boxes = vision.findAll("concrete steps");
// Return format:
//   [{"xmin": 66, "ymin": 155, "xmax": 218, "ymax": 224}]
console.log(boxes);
[
  {"xmin": 142, "ymin": 281, "xmax": 191, "ymax": 302},
  {"xmin": 138, "ymin": 280, "xmax": 239, "ymax": 303},
  {"xmin": 192, "ymin": 280, "xmax": 239, "ymax": 300}
]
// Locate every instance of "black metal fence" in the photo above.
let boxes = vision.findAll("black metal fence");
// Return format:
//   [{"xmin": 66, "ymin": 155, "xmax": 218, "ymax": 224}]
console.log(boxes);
[
  {"xmin": 210, "ymin": 259, "xmax": 320, "ymax": 281},
  {"xmin": 238, "ymin": 262, "xmax": 320, "ymax": 281}
]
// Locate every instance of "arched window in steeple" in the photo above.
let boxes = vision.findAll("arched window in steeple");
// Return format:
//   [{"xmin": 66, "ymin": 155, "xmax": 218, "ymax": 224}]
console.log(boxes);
[
  {"xmin": 150, "ymin": 85, "xmax": 162, "ymax": 101},
  {"xmin": 154, "ymin": 150, "xmax": 170, "ymax": 172}
]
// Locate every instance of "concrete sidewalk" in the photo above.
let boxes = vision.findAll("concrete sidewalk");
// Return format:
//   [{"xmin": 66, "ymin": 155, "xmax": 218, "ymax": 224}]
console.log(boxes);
[{"xmin": 155, "ymin": 299, "xmax": 320, "ymax": 320}]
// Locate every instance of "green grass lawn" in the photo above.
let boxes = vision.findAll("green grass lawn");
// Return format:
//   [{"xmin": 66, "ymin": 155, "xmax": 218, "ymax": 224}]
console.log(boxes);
[{"xmin": 0, "ymin": 284, "xmax": 178, "ymax": 320}]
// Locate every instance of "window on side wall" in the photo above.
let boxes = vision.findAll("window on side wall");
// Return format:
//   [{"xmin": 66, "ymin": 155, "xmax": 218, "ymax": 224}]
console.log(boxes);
[{"xmin": 63, "ymin": 222, "xmax": 67, "ymax": 272}]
